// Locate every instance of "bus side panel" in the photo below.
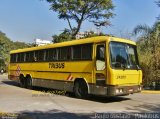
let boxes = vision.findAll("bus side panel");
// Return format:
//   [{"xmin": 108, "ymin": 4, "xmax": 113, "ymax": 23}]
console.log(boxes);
[{"xmin": 8, "ymin": 61, "xmax": 94, "ymax": 92}]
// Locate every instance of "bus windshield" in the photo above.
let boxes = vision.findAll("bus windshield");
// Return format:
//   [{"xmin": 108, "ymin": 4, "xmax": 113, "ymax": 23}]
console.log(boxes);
[{"xmin": 110, "ymin": 42, "xmax": 139, "ymax": 69}]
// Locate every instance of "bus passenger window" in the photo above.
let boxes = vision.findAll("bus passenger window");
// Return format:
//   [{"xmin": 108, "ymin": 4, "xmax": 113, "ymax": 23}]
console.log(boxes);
[
  {"xmin": 17, "ymin": 53, "xmax": 21, "ymax": 62},
  {"xmin": 59, "ymin": 47, "xmax": 71, "ymax": 61},
  {"xmin": 47, "ymin": 49, "xmax": 58, "ymax": 61},
  {"xmin": 26, "ymin": 52, "xmax": 33, "ymax": 62},
  {"xmin": 38, "ymin": 50, "xmax": 45, "ymax": 61},
  {"xmin": 34, "ymin": 56, "xmax": 37, "ymax": 61},
  {"xmin": 53, "ymin": 49, "xmax": 58, "ymax": 60},
  {"xmin": 10, "ymin": 54, "xmax": 16, "ymax": 63},
  {"xmin": 82, "ymin": 44, "xmax": 92, "ymax": 60},
  {"xmin": 25, "ymin": 52, "xmax": 30, "ymax": 62},
  {"xmin": 34, "ymin": 51, "xmax": 38, "ymax": 62},
  {"xmin": 96, "ymin": 45, "xmax": 105, "ymax": 70},
  {"xmin": 19, "ymin": 53, "xmax": 24, "ymax": 62},
  {"xmin": 72, "ymin": 45, "xmax": 81, "ymax": 60}
]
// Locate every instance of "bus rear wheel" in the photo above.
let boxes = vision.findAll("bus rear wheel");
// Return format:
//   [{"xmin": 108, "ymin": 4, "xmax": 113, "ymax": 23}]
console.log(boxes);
[
  {"xmin": 26, "ymin": 76, "xmax": 32, "ymax": 89},
  {"xmin": 20, "ymin": 75, "xmax": 26, "ymax": 88},
  {"xmin": 74, "ymin": 80, "xmax": 88, "ymax": 99}
]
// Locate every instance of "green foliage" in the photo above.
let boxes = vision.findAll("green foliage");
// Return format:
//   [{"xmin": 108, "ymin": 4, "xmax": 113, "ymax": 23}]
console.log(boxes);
[
  {"xmin": 46, "ymin": 0, "xmax": 114, "ymax": 38},
  {"xmin": 133, "ymin": 22, "xmax": 160, "ymax": 88},
  {"xmin": 0, "ymin": 31, "xmax": 31, "ymax": 71},
  {"xmin": 52, "ymin": 29, "xmax": 72, "ymax": 43},
  {"xmin": 52, "ymin": 28, "xmax": 107, "ymax": 43},
  {"xmin": 82, "ymin": 31, "xmax": 106, "ymax": 39}
]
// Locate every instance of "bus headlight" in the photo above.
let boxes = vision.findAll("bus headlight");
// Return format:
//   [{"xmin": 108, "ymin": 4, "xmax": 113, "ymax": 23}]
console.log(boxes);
[
  {"xmin": 120, "ymin": 89, "xmax": 123, "ymax": 93},
  {"xmin": 116, "ymin": 88, "xmax": 123, "ymax": 94},
  {"xmin": 138, "ymin": 86, "xmax": 142, "ymax": 91},
  {"xmin": 116, "ymin": 89, "xmax": 119, "ymax": 94}
]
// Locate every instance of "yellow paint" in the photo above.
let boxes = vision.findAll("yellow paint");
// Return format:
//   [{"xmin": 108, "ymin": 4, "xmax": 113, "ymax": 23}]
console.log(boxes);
[
  {"xmin": 141, "ymin": 90, "xmax": 160, "ymax": 94},
  {"xmin": 8, "ymin": 36, "xmax": 142, "ymax": 88},
  {"xmin": 0, "ymin": 112, "xmax": 18, "ymax": 117}
]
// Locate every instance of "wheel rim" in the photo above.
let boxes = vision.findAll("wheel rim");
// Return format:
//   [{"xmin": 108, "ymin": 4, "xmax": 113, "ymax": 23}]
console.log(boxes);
[
  {"xmin": 76, "ymin": 82, "xmax": 81, "ymax": 96},
  {"xmin": 74, "ymin": 81, "xmax": 88, "ymax": 98}
]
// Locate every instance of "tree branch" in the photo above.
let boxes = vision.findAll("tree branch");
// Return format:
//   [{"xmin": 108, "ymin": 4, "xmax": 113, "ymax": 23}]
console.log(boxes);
[
  {"xmin": 66, "ymin": 17, "xmax": 73, "ymax": 32},
  {"xmin": 72, "ymin": 9, "xmax": 86, "ymax": 37}
]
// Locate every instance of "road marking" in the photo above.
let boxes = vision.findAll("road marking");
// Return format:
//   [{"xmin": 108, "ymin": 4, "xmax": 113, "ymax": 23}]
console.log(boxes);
[{"xmin": 141, "ymin": 90, "xmax": 160, "ymax": 94}]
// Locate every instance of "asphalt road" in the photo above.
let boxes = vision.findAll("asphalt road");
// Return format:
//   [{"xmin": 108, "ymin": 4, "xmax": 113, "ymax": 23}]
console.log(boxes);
[{"xmin": 0, "ymin": 74, "xmax": 160, "ymax": 119}]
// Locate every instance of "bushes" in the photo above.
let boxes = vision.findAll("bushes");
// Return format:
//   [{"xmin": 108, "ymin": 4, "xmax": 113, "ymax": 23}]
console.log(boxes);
[{"xmin": 135, "ymin": 22, "xmax": 160, "ymax": 89}]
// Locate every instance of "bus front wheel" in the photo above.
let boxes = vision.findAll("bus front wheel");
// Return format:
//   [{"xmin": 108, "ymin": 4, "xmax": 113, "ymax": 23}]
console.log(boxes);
[{"xmin": 74, "ymin": 80, "xmax": 88, "ymax": 99}]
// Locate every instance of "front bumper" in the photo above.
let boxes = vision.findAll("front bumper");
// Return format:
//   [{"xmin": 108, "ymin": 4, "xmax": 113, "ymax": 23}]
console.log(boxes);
[
  {"xmin": 107, "ymin": 85, "xmax": 142, "ymax": 96},
  {"xmin": 89, "ymin": 84, "xmax": 142, "ymax": 96}
]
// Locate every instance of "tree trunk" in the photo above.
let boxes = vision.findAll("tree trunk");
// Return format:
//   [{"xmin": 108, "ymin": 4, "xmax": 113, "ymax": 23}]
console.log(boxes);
[
  {"xmin": 66, "ymin": 18, "xmax": 73, "ymax": 32},
  {"xmin": 72, "ymin": 20, "xmax": 83, "ymax": 38},
  {"xmin": 72, "ymin": 11, "xmax": 85, "ymax": 39}
]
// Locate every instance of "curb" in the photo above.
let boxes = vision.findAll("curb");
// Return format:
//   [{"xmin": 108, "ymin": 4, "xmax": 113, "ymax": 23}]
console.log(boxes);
[
  {"xmin": 0, "ymin": 73, "xmax": 7, "ymax": 75},
  {"xmin": 141, "ymin": 90, "xmax": 160, "ymax": 94}
]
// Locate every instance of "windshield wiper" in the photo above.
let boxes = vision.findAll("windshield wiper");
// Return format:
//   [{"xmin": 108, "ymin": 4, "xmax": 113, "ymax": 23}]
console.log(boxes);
[
  {"xmin": 122, "ymin": 64, "xmax": 126, "ymax": 70},
  {"xmin": 136, "ymin": 65, "xmax": 141, "ymax": 70}
]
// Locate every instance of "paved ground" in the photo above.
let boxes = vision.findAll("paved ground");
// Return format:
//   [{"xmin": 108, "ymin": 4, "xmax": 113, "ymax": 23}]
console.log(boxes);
[{"xmin": 0, "ymin": 74, "xmax": 160, "ymax": 119}]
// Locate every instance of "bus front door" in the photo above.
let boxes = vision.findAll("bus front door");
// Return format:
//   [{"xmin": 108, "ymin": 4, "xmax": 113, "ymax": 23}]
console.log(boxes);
[{"xmin": 95, "ymin": 43, "xmax": 107, "ymax": 87}]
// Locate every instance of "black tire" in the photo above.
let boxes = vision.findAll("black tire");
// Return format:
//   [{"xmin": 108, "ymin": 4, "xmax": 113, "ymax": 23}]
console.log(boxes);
[
  {"xmin": 19, "ymin": 75, "xmax": 26, "ymax": 88},
  {"xmin": 74, "ymin": 80, "xmax": 88, "ymax": 99},
  {"xmin": 26, "ymin": 76, "xmax": 32, "ymax": 89}
]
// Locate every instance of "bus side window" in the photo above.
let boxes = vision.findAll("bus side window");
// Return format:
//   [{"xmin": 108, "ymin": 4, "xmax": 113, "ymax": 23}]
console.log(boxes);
[
  {"xmin": 47, "ymin": 49, "xmax": 51, "ymax": 61},
  {"xmin": 96, "ymin": 44, "xmax": 105, "ymax": 70},
  {"xmin": 82, "ymin": 44, "xmax": 92, "ymax": 60},
  {"xmin": 59, "ymin": 47, "xmax": 71, "ymax": 61},
  {"xmin": 48, "ymin": 49, "xmax": 57, "ymax": 61},
  {"xmin": 20, "ymin": 53, "xmax": 24, "ymax": 62},
  {"xmin": 26, "ymin": 52, "xmax": 30, "ymax": 62},
  {"xmin": 67, "ymin": 47, "xmax": 71, "ymax": 60},
  {"xmin": 43, "ymin": 50, "xmax": 46, "ymax": 61},
  {"xmin": 17, "ymin": 53, "xmax": 21, "ymax": 62},
  {"xmin": 10, "ymin": 54, "xmax": 16, "ymax": 63},
  {"xmin": 37, "ymin": 50, "xmax": 45, "ymax": 61},
  {"xmin": 24, "ymin": 53, "xmax": 26, "ymax": 62},
  {"xmin": 26, "ymin": 51, "xmax": 34, "ymax": 62},
  {"xmin": 72, "ymin": 45, "xmax": 81, "ymax": 60},
  {"xmin": 53, "ymin": 49, "xmax": 58, "ymax": 61}
]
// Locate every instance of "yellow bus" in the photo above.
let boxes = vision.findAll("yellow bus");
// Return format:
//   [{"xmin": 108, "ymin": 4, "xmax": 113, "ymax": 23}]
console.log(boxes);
[{"xmin": 8, "ymin": 36, "xmax": 142, "ymax": 98}]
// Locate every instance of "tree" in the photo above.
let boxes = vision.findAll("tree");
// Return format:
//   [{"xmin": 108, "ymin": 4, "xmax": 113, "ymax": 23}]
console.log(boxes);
[
  {"xmin": 52, "ymin": 29, "xmax": 107, "ymax": 43},
  {"xmin": 0, "ymin": 31, "xmax": 32, "ymax": 71},
  {"xmin": 133, "ymin": 22, "xmax": 160, "ymax": 88},
  {"xmin": 46, "ymin": 0, "xmax": 114, "ymax": 38},
  {"xmin": 82, "ymin": 31, "xmax": 106, "ymax": 39},
  {"xmin": 133, "ymin": 22, "xmax": 160, "ymax": 53},
  {"xmin": 52, "ymin": 28, "xmax": 72, "ymax": 43}
]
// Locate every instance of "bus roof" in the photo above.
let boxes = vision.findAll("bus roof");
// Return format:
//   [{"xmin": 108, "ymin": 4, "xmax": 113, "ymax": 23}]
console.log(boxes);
[{"xmin": 10, "ymin": 36, "xmax": 136, "ymax": 54}]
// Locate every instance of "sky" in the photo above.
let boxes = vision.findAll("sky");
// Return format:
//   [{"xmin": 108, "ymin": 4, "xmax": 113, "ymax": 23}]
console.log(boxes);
[{"xmin": 0, "ymin": 0, "xmax": 159, "ymax": 43}]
